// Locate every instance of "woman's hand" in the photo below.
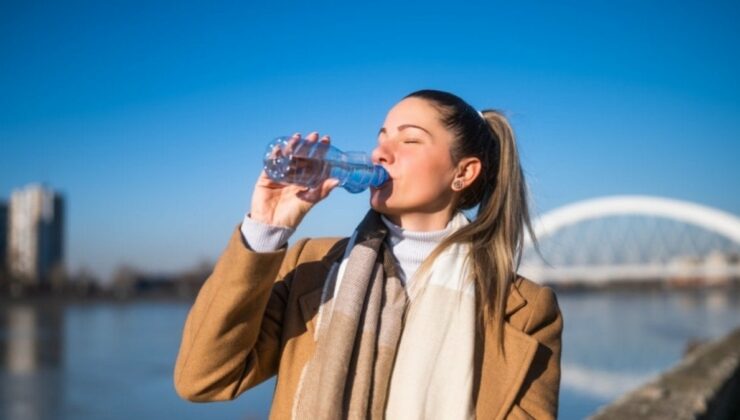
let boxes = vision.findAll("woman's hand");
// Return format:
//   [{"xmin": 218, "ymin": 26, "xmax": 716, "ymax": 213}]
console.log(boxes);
[{"xmin": 249, "ymin": 132, "xmax": 340, "ymax": 229}]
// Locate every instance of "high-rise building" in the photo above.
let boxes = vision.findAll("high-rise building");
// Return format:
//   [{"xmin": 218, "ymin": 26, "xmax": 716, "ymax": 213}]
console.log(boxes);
[
  {"xmin": 8, "ymin": 184, "xmax": 65, "ymax": 285},
  {"xmin": 0, "ymin": 201, "xmax": 7, "ymax": 273}
]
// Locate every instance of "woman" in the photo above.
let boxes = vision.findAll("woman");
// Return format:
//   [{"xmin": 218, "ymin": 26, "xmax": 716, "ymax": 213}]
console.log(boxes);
[{"xmin": 174, "ymin": 90, "xmax": 563, "ymax": 419}]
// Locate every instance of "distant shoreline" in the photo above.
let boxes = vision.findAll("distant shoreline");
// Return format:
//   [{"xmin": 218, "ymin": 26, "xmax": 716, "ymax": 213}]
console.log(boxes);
[{"xmin": 2, "ymin": 279, "xmax": 739, "ymax": 304}]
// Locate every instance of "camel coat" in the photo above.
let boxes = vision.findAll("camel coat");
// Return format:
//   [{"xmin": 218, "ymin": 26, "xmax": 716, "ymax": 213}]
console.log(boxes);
[{"xmin": 174, "ymin": 226, "xmax": 563, "ymax": 419}]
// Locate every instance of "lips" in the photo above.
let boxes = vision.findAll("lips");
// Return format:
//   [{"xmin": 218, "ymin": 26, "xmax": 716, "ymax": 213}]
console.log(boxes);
[{"xmin": 371, "ymin": 178, "xmax": 392, "ymax": 191}]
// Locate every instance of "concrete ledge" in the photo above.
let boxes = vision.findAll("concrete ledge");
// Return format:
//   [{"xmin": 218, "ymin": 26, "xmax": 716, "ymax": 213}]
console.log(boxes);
[{"xmin": 590, "ymin": 326, "xmax": 740, "ymax": 420}]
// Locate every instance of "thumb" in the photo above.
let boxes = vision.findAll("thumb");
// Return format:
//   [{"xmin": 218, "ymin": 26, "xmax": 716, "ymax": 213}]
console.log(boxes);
[{"xmin": 319, "ymin": 178, "xmax": 341, "ymax": 198}]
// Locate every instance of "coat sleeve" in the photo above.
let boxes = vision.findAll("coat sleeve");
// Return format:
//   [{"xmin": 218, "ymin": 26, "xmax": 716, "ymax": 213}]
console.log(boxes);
[
  {"xmin": 513, "ymin": 287, "xmax": 564, "ymax": 419},
  {"xmin": 173, "ymin": 225, "xmax": 310, "ymax": 402}
]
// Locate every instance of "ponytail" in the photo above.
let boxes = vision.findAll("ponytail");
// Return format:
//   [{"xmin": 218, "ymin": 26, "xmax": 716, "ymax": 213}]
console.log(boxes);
[{"xmin": 405, "ymin": 91, "xmax": 537, "ymax": 352}]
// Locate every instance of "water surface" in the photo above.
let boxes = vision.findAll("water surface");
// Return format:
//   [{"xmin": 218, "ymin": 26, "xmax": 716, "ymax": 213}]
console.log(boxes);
[{"xmin": 1, "ymin": 288, "xmax": 738, "ymax": 419}]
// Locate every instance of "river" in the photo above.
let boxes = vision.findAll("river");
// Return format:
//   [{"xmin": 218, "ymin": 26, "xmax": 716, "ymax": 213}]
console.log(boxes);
[{"xmin": 1, "ymin": 288, "xmax": 739, "ymax": 419}]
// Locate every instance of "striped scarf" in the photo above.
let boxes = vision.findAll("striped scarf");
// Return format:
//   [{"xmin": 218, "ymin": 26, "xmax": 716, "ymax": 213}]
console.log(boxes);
[{"xmin": 292, "ymin": 210, "xmax": 475, "ymax": 419}]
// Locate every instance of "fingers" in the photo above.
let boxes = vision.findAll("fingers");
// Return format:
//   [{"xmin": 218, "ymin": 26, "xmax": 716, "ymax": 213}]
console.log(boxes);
[
  {"xmin": 288, "ymin": 132, "xmax": 329, "ymax": 143},
  {"xmin": 302, "ymin": 132, "xmax": 330, "ymax": 143},
  {"xmin": 315, "ymin": 134, "xmax": 331, "ymax": 159},
  {"xmin": 295, "ymin": 177, "xmax": 339, "ymax": 203},
  {"xmin": 305, "ymin": 132, "xmax": 319, "ymax": 143},
  {"xmin": 265, "ymin": 130, "xmax": 332, "ymax": 192},
  {"xmin": 285, "ymin": 132, "xmax": 300, "ymax": 156},
  {"xmin": 320, "ymin": 178, "xmax": 340, "ymax": 198},
  {"xmin": 288, "ymin": 131, "xmax": 329, "ymax": 154}
]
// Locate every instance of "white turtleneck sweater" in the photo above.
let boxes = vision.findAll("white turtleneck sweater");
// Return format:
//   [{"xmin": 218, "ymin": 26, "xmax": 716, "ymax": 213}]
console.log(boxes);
[{"xmin": 240, "ymin": 213, "xmax": 454, "ymax": 284}]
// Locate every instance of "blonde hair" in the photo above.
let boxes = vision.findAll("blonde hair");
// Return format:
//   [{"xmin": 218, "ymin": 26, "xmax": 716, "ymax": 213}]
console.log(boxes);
[{"xmin": 405, "ymin": 90, "xmax": 537, "ymax": 350}]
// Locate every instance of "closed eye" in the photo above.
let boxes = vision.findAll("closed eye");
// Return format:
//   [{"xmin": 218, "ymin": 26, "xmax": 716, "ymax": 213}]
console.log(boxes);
[{"xmin": 403, "ymin": 139, "xmax": 422, "ymax": 144}]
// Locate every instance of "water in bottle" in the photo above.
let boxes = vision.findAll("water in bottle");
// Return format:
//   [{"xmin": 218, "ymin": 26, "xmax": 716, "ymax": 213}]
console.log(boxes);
[{"xmin": 263, "ymin": 136, "xmax": 389, "ymax": 193}]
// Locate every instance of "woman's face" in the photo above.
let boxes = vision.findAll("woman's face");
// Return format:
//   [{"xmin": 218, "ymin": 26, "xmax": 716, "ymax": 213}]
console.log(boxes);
[{"xmin": 370, "ymin": 97, "xmax": 459, "ymax": 217}]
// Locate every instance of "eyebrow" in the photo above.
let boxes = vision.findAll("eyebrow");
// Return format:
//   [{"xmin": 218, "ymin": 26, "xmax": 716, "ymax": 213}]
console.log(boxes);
[{"xmin": 377, "ymin": 124, "xmax": 432, "ymax": 136}]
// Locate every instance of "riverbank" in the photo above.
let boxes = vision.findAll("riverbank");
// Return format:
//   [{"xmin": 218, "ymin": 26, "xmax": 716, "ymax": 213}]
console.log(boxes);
[{"xmin": 591, "ymin": 326, "xmax": 740, "ymax": 419}]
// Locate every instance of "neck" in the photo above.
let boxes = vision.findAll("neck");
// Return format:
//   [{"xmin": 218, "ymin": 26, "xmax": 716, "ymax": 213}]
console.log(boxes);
[
  {"xmin": 379, "ymin": 213, "xmax": 455, "ymax": 285},
  {"xmin": 383, "ymin": 208, "xmax": 455, "ymax": 232}
]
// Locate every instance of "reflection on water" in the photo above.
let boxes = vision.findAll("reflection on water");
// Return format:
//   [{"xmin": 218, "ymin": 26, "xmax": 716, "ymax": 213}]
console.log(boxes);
[
  {"xmin": 557, "ymin": 288, "xmax": 740, "ymax": 419},
  {"xmin": 3, "ymin": 304, "xmax": 62, "ymax": 374},
  {"xmin": 0, "ymin": 289, "xmax": 739, "ymax": 420},
  {"xmin": 0, "ymin": 300, "xmax": 273, "ymax": 420},
  {"xmin": 1, "ymin": 302, "xmax": 63, "ymax": 420}
]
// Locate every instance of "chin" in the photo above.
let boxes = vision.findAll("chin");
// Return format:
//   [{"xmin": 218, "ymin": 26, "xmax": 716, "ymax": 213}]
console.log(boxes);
[
  {"xmin": 370, "ymin": 190, "xmax": 397, "ymax": 216},
  {"xmin": 371, "ymin": 195, "xmax": 410, "ymax": 220},
  {"xmin": 369, "ymin": 194, "xmax": 389, "ymax": 213}
]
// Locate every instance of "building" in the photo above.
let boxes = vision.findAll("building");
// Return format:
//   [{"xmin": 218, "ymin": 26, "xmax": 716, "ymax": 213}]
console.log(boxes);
[
  {"xmin": 0, "ymin": 201, "xmax": 7, "ymax": 273},
  {"xmin": 7, "ymin": 184, "xmax": 65, "ymax": 285}
]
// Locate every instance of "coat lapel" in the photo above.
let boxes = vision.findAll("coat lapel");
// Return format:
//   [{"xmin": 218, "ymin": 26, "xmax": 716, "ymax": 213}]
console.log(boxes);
[
  {"xmin": 474, "ymin": 284, "xmax": 538, "ymax": 420},
  {"xmin": 319, "ymin": 238, "xmax": 349, "ymax": 270}
]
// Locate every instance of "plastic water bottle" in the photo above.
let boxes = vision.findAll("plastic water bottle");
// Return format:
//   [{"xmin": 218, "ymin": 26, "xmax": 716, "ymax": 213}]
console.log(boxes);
[{"xmin": 263, "ymin": 136, "xmax": 390, "ymax": 193}]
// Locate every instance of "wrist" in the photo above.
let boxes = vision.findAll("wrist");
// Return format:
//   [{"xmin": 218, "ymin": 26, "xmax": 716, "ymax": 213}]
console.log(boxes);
[
  {"xmin": 247, "ymin": 212, "xmax": 301, "ymax": 230},
  {"xmin": 248, "ymin": 209, "xmax": 274, "ymax": 225}
]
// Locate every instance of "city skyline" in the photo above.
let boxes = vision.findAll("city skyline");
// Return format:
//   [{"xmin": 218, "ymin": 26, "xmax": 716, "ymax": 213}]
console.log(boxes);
[{"xmin": 2, "ymin": 1, "xmax": 739, "ymax": 281}]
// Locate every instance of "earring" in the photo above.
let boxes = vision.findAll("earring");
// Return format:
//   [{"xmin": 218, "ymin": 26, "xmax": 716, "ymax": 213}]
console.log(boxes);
[{"xmin": 453, "ymin": 180, "xmax": 464, "ymax": 190}]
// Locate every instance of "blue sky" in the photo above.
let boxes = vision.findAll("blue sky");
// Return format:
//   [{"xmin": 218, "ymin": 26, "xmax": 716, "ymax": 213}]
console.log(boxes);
[{"xmin": 2, "ymin": 0, "xmax": 739, "ymax": 281}]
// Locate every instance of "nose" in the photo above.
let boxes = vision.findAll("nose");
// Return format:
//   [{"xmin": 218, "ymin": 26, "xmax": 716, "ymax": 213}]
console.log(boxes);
[{"xmin": 371, "ymin": 141, "xmax": 394, "ymax": 166}]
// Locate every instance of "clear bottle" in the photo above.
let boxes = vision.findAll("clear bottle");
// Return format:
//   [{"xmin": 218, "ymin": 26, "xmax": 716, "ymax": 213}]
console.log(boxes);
[{"xmin": 263, "ymin": 136, "xmax": 389, "ymax": 193}]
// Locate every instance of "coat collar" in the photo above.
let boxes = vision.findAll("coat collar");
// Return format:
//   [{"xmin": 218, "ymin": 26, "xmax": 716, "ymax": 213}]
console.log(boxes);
[
  {"xmin": 322, "ymin": 237, "xmax": 527, "ymax": 315},
  {"xmin": 320, "ymin": 237, "xmax": 350, "ymax": 269}
]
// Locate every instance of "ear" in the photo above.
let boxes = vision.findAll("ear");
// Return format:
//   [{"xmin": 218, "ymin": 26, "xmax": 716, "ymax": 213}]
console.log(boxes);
[{"xmin": 452, "ymin": 157, "xmax": 482, "ymax": 190}]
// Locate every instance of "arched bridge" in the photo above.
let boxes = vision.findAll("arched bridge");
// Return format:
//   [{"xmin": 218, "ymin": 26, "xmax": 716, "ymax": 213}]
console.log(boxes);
[{"xmin": 519, "ymin": 195, "xmax": 740, "ymax": 284}]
